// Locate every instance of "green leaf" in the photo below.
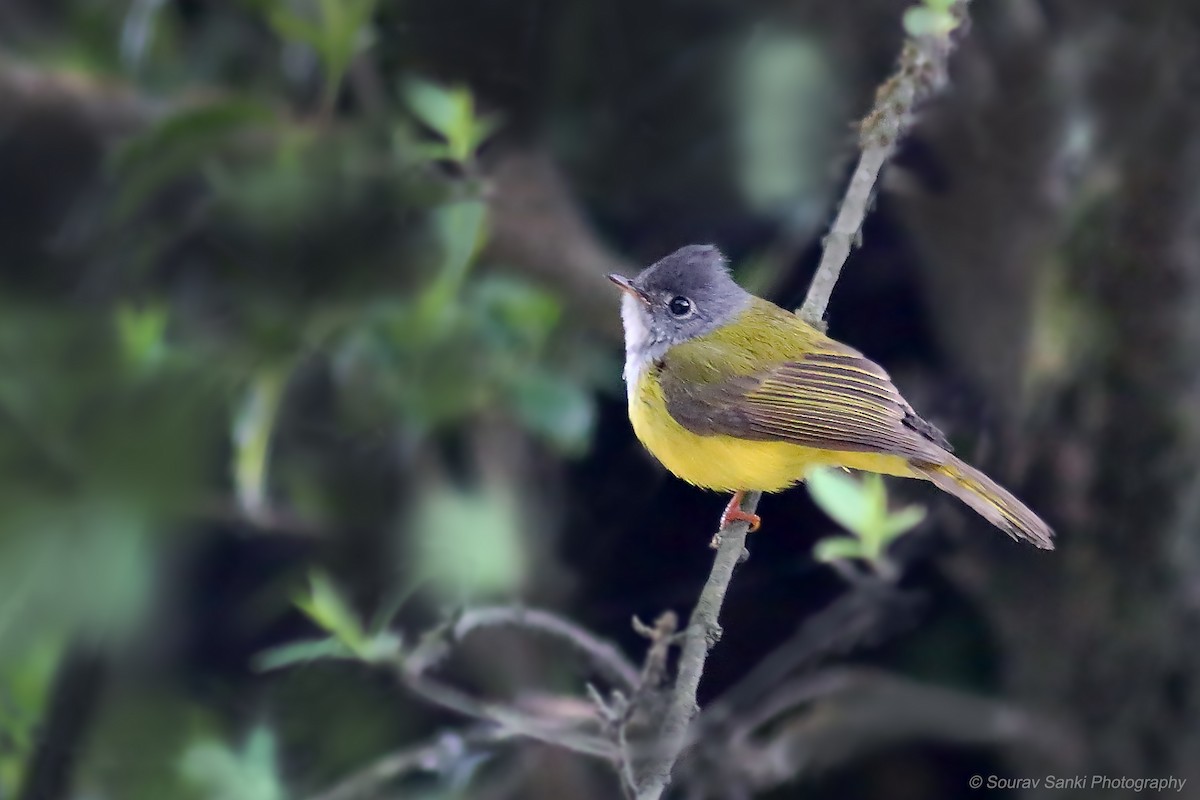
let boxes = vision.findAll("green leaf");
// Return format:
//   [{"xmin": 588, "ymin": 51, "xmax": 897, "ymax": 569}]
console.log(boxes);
[
  {"xmin": 453, "ymin": 110, "xmax": 502, "ymax": 163},
  {"xmin": 436, "ymin": 199, "xmax": 488, "ymax": 284},
  {"xmin": 232, "ymin": 368, "xmax": 287, "ymax": 522},
  {"xmin": 881, "ymin": 505, "xmax": 927, "ymax": 540},
  {"xmin": 181, "ymin": 726, "xmax": 284, "ymax": 800},
  {"xmin": 111, "ymin": 100, "xmax": 276, "ymax": 175},
  {"xmin": 418, "ymin": 199, "xmax": 489, "ymax": 314},
  {"xmin": 410, "ymin": 485, "xmax": 528, "ymax": 602},
  {"xmin": 404, "ymin": 79, "xmax": 469, "ymax": 143},
  {"xmin": 0, "ymin": 506, "xmax": 153, "ymax": 655},
  {"xmin": 807, "ymin": 469, "xmax": 927, "ymax": 569},
  {"xmin": 731, "ymin": 32, "xmax": 837, "ymax": 216},
  {"xmin": 115, "ymin": 304, "xmax": 169, "ymax": 370},
  {"xmin": 266, "ymin": 9, "xmax": 325, "ymax": 51},
  {"xmin": 293, "ymin": 571, "xmax": 367, "ymax": 654},
  {"xmin": 813, "ymin": 536, "xmax": 866, "ymax": 563},
  {"xmin": 110, "ymin": 99, "xmax": 275, "ymax": 218},
  {"xmin": 509, "ymin": 369, "xmax": 596, "ymax": 454},
  {"xmin": 402, "ymin": 78, "xmax": 500, "ymax": 163},
  {"xmin": 0, "ymin": 636, "xmax": 61, "ymax": 791},
  {"xmin": 903, "ymin": 6, "xmax": 956, "ymax": 37},
  {"xmin": 806, "ymin": 467, "xmax": 872, "ymax": 534},
  {"xmin": 471, "ymin": 277, "xmax": 562, "ymax": 350},
  {"xmin": 267, "ymin": 0, "xmax": 377, "ymax": 110},
  {"xmin": 252, "ymin": 637, "xmax": 352, "ymax": 672}
]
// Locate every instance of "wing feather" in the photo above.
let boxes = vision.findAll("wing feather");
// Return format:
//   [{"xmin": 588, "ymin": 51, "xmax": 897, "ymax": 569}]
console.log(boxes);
[{"xmin": 661, "ymin": 337, "xmax": 949, "ymax": 461}]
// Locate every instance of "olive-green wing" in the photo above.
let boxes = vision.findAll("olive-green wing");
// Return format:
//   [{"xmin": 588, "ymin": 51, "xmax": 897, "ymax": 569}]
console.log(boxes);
[{"xmin": 660, "ymin": 336, "xmax": 950, "ymax": 461}]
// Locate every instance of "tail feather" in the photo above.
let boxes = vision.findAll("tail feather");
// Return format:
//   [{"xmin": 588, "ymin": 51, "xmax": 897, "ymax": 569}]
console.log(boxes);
[{"xmin": 915, "ymin": 456, "xmax": 1054, "ymax": 550}]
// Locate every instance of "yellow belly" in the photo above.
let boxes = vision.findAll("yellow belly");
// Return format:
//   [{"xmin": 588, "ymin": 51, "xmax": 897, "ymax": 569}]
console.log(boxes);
[{"xmin": 630, "ymin": 370, "xmax": 914, "ymax": 493}]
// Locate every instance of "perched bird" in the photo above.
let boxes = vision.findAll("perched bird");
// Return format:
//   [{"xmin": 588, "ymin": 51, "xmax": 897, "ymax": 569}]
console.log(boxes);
[{"xmin": 608, "ymin": 244, "xmax": 1053, "ymax": 549}]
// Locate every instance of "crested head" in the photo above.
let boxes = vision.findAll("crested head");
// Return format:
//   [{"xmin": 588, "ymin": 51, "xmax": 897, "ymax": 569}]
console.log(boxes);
[{"xmin": 609, "ymin": 244, "xmax": 751, "ymax": 387}]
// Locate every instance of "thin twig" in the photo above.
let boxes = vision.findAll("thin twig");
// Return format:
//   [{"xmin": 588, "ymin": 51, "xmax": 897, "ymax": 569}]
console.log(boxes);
[
  {"xmin": 634, "ymin": 510, "xmax": 754, "ymax": 799},
  {"xmin": 729, "ymin": 668, "xmax": 1077, "ymax": 791},
  {"xmin": 701, "ymin": 578, "xmax": 918, "ymax": 728},
  {"xmin": 308, "ymin": 725, "xmax": 514, "ymax": 800},
  {"xmin": 320, "ymin": 604, "xmax": 639, "ymax": 798},
  {"xmin": 599, "ymin": 612, "xmax": 680, "ymax": 797},
  {"xmin": 634, "ymin": 5, "xmax": 974, "ymax": 798},
  {"xmin": 628, "ymin": 612, "xmax": 679, "ymax": 713},
  {"xmin": 447, "ymin": 606, "xmax": 641, "ymax": 691},
  {"xmin": 798, "ymin": 1, "xmax": 969, "ymax": 326},
  {"xmin": 399, "ymin": 669, "xmax": 617, "ymax": 760}
]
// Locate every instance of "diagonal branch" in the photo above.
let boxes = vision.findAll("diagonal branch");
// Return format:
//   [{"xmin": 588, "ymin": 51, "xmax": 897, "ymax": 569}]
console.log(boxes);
[
  {"xmin": 406, "ymin": 605, "xmax": 641, "ymax": 692},
  {"xmin": 634, "ymin": 4, "xmax": 975, "ymax": 798}
]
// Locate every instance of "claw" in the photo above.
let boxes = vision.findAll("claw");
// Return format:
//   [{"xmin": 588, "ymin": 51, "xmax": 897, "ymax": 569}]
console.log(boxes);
[{"xmin": 720, "ymin": 491, "xmax": 761, "ymax": 532}]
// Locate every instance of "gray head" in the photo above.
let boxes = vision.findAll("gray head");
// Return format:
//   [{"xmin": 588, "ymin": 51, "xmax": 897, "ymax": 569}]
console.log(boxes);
[{"xmin": 608, "ymin": 245, "xmax": 750, "ymax": 374}]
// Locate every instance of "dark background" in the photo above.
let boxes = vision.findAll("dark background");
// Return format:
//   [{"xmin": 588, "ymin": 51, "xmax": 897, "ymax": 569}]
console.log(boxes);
[{"xmin": 2, "ymin": 1, "xmax": 1199, "ymax": 798}]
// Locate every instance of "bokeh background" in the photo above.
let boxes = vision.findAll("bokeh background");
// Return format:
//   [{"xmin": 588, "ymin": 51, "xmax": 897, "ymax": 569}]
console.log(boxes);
[{"xmin": 2, "ymin": 1, "xmax": 1199, "ymax": 798}]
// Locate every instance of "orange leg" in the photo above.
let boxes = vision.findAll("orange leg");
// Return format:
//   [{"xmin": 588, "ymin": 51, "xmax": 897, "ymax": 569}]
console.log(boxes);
[{"xmin": 720, "ymin": 491, "xmax": 761, "ymax": 532}]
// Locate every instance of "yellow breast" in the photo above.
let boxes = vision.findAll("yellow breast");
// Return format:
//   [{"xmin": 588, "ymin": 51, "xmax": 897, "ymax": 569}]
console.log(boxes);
[{"xmin": 629, "ymin": 368, "xmax": 911, "ymax": 493}]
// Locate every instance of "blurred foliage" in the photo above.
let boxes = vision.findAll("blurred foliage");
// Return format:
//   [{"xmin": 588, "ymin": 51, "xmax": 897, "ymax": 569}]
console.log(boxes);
[
  {"xmin": 0, "ymin": 638, "xmax": 59, "ymax": 789},
  {"xmin": 181, "ymin": 725, "xmax": 285, "ymax": 800},
  {"xmin": 264, "ymin": 0, "xmax": 378, "ymax": 112},
  {"xmin": 808, "ymin": 468, "xmax": 926, "ymax": 572},
  {"xmin": 731, "ymin": 31, "xmax": 842, "ymax": 230},
  {"xmin": 903, "ymin": 0, "xmax": 961, "ymax": 37},
  {"xmin": 410, "ymin": 483, "xmax": 529, "ymax": 602},
  {"xmin": 403, "ymin": 78, "xmax": 502, "ymax": 164},
  {"xmin": 0, "ymin": 0, "xmax": 608, "ymax": 794}
]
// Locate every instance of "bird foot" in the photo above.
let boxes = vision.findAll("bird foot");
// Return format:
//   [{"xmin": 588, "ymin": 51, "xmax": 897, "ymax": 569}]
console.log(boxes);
[{"xmin": 719, "ymin": 492, "xmax": 761, "ymax": 533}]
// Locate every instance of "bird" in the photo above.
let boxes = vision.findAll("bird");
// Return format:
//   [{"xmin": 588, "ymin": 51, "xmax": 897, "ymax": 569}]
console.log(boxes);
[{"xmin": 607, "ymin": 244, "xmax": 1053, "ymax": 549}]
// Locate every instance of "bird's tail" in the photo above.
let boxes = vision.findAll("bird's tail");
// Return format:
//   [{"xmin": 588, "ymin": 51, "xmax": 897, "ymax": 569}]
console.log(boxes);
[{"xmin": 914, "ymin": 455, "xmax": 1054, "ymax": 549}]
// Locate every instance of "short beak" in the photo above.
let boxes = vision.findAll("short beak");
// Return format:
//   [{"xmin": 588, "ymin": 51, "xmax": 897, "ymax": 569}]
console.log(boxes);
[{"xmin": 607, "ymin": 273, "xmax": 650, "ymax": 305}]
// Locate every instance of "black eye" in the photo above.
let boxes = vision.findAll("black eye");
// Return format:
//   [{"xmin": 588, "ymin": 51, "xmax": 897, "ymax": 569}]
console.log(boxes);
[{"xmin": 668, "ymin": 296, "xmax": 693, "ymax": 317}]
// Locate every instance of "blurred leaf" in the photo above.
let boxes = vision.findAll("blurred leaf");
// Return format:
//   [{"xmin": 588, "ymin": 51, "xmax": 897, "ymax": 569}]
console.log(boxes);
[
  {"xmin": 266, "ymin": 9, "xmax": 325, "ymax": 51},
  {"xmin": 268, "ymin": 663, "xmax": 414, "ymax": 791},
  {"xmin": 470, "ymin": 276, "xmax": 562, "ymax": 351},
  {"xmin": 881, "ymin": 504, "xmax": 927, "ymax": 540},
  {"xmin": 368, "ymin": 577, "xmax": 427, "ymax": 636},
  {"xmin": 267, "ymin": 0, "xmax": 377, "ymax": 110},
  {"xmin": 403, "ymin": 79, "xmax": 462, "ymax": 141},
  {"xmin": 403, "ymin": 78, "xmax": 501, "ymax": 163},
  {"xmin": 110, "ymin": 99, "xmax": 276, "ymax": 217},
  {"xmin": 232, "ymin": 368, "xmax": 287, "ymax": 522},
  {"xmin": 411, "ymin": 484, "xmax": 527, "ymax": 602},
  {"xmin": 116, "ymin": 303, "xmax": 169, "ymax": 371},
  {"xmin": 903, "ymin": 5, "xmax": 957, "ymax": 36},
  {"xmin": 813, "ymin": 535, "xmax": 866, "ymax": 564},
  {"xmin": 807, "ymin": 467, "xmax": 871, "ymax": 534},
  {"xmin": 293, "ymin": 571, "xmax": 367, "ymax": 655},
  {"xmin": 0, "ymin": 504, "xmax": 153, "ymax": 656},
  {"xmin": 731, "ymin": 31, "xmax": 841, "ymax": 224},
  {"xmin": 80, "ymin": 690, "xmax": 222, "ymax": 800},
  {"xmin": 204, "ymin": 127, "xmax": 391, "ymax": 237},
  {"xmin": 253, "ymin": 637, "xmax": 352, "ymax": 672},
  {"xmin": 119, "ymin": 0, "xmax": 170, "ymax": 72},
  {"xmin": 420, "ymin": 199, "xmax": 489, "ymax": 313},
  {"xmin": 181, "ymin": 726, "xmax": 284, "ymax": 800},
  {"xmin": 807, "ymin": 468, "xmax": 926, "ymax": 570},
  {"xmin": 509, "ymin": 369, "xmax": 596, "ymax": 454},
  {"xmin": 0, "ymin": 636, "xmax": 61, "ymax": 794}
]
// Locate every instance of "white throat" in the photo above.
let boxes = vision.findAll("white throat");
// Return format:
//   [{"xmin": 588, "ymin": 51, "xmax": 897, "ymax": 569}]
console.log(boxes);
[{"xmin": 619, "ymin": 294, "xmax": 659, "ymax": 402}]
